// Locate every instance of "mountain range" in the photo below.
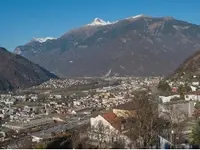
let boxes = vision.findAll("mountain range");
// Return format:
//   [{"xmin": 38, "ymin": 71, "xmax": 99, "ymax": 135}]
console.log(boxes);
[
  {"xmin": 14, "ymin": 14, "xmax": 200, "ymax": 77},
  {"xmin": 0, "ymin": 47, "xmax": 58, "ymax": 91}
]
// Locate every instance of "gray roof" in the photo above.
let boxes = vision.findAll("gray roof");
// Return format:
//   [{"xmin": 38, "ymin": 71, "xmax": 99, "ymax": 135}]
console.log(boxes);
[{"xmin": 32, "ymin": 124, "xmax": 68, "ymax": 139}]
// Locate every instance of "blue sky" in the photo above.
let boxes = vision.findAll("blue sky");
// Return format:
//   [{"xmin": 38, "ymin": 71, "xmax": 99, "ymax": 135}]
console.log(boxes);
[{"xmin": 0, "ymin": 0, "xmax": 200, "ymax": 51}]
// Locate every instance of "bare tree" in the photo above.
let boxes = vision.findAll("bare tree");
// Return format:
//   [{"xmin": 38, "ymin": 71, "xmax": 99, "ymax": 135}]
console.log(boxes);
[
  {"xmin": 127, "ymin": 91, "xmax": 167, "ymax": 148},
  {"xmin": 89, "ymin": 120, "xmax": 126, "ymax": 148},
  {"xmin": 89, "ymin": 121, "xmax": 109, "ymax": 148},
  {"xmin": 110, "ymin": 131, "xmax": 126, "ymax": 149},
  {"xmin": 164, "ymin": 105, "xmax": 188, "ymax": 124},
  {"xmin": 70, "ymin": 129, "xmax": 86, "ymax": 148},
  {"xmin": 70, "ymin": 130, "xmax": 78, "ymax": 148},
  {"xmin": 161, "ymin": 104, "xmax": 188, "ymax": 145}
]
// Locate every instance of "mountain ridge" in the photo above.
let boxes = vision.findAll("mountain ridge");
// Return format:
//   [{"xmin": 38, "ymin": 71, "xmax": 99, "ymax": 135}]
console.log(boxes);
[
  {"xmin": 14, "ymin": 15, "xmax": 200, "ymax": 77},
  {"xmin": 0, "ymin": 47, "xmax": 58, "ymax": 91}
]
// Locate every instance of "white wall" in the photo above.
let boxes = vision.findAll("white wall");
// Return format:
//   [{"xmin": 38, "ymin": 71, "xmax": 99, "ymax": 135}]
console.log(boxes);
[
  {"xmin": 190, "ymin": 86, "xmax": 197, "ymax": 91},
  {"xmin": 32, "ymin": 136, "xmax": 43, "ymax": 143},
  {"xmin": 90, "ymin": 115, "xmax": 132, "ymax": 148},
  {"xmin": 159, "ymin": 95, "xmax": 180, "ymax": 103},
  {"xmin": 90, "ymin": 115, "xmax": 116, "ymax": 134},
  {"xmin": 185, "ymin": 94, "xmax": 200, "ymax": 101},
  {"xmin": 192, "ymin": 82, "xmax": 199, "ymax": 86}
]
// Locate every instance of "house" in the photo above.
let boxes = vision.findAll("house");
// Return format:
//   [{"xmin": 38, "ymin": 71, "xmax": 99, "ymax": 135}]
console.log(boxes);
[
  {"xmin": 190, "ymin": 86, "xmax": 197, "ymax": 91},
  {"xmin": 52, "ymin": 115, "xmax": 67, "ymax": 122},
  {"xmin": 159, "ymin": 95, "xmax": 180, "ymax": 103},
  {"xmin": 89, "ymin": 111, "xmax": 133, "ymax": 148},
  {"xmin": 73, "ymin": 101, "xmax": 81, "ymax": 106},
  {"xmin": 23, "ymin": 106, "xmax": 36, "ymax": 113},
  {"xmin": 185, "ymin": 91, "xmax": 200, "ymax": 101},
  {"xmin": 158, "ymin": 100, "xmax": 196, "ymax": 120},
  {"xmin": 171, "ymin": 87, "xmax": 177, "ymax": 93},
  {"xmin": 192, "ymin": 82, "xmax": 199, "ymax": 86},
  {"xmin": 50, "ymin": 101, "xmax": 57, "ymax": 105},
  {"xmin": 76, "ymin": 108, "xmax": 92, "ymax": 115},
  {"xmin": 13, "ymin": 95, "xmax": 26, "ymax": 100},
  {"xmin": 113, "ymin": 101, "xmax": 137, "ymax": 119},
  {"xmin": 30, "ymin": 95, "xmax": 38, "ymax": 101},
  {"xmin": 0, "ymin": 94, "xmax": 11, "ymax": 98},
  {"xmin": 54, "ymin": 95, "xmax": 62, "ymax": 99}
]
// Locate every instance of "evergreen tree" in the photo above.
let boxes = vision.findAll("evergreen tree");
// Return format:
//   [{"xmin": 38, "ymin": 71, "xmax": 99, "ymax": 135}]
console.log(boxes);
[
  {"xmin": 191, "ymin": 120, "xmax": 200, "ymax": 145},
  {"xmin": 178, "ymin": 84, "xmax": 192, "ymax": 99},
  {"xmin": 157, "ymin": 81, "xmax": 171, "ymax": 93}
]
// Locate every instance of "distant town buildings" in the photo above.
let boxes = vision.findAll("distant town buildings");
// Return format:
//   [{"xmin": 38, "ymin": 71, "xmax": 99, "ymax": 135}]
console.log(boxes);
[{"xmin": 0, "ymin": 77, "xmax": 161, "ymax": 148}]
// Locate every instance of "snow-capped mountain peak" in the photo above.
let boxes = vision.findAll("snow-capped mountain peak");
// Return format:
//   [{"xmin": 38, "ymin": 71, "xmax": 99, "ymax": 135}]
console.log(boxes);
[
  {"xmin": 87, "ymin": 18, "xmax": 111, "ymax": 26},
  {"xmin": 33, "ymin": 37, "xmax": 57, "ymax": 43}
]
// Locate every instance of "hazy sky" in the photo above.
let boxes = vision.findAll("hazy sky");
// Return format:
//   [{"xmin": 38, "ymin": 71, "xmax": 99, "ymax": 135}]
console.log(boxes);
[{"xmin": 0, "ymin": 0, "xmax": 199, "ymax": 50}]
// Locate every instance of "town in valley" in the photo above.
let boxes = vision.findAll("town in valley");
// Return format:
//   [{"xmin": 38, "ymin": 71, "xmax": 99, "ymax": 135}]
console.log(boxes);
[
  {"xmin": 1, "ymin": 75, "xmax": 200, "ymax": 148},
  {"xmin": 1, "ymin": 0, "xmax": 200, "ymax": 149}
]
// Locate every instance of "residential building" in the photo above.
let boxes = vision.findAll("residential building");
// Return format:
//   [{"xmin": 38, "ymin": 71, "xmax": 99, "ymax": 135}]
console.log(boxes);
[
  {"xmin": 89, "ymin": 112, "xmax": 133, "ymax": 148},
  {"xmin": 192, "ymin": 82, "xmax": 199, "ymax": 86},
  {"xmin": 185, "ymin": 91, "xmax": 200, "ymax": 101},
  {"xmin": 2, "ymin": 117, "xmax": 55, "ymax": 131},
  {"xmin": 32, "ymin": 124, "xmax": 71, "ymax": 143},
  {"xmin": 113, "ymin": 101, "xmax": 137, "ymax": 119},
  {"xmin": 190, "ymin": 86, "xmax": 197, "ymax": 91}
]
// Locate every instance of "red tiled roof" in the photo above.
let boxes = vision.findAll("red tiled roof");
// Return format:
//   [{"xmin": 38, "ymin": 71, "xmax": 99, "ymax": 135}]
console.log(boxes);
[
  {"xmin": 102, "ymin": 112, "xmax": 118, "ymax": 123},
  {"xmin": 186, "ymin": 91, "xmax": 200, "ymax": 95},
  {"xmin": 193, "ymin": 109, "xmax": 200, "ymax": 117},
  {"xmin": 101, "ymin": 112, "xmax": 123, "ymax": 131}
]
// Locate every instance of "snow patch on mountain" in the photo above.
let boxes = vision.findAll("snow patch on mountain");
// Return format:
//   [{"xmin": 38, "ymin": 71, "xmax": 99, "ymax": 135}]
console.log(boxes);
[
  {"xmin": 14, "ymin": 48, "xmax": 22, "ymax": 55},
  {"xmin": 126, "ymin": 14, "xmax": 147, "ymax": 20},
  {"xmin": 33, "ymin": 37, "xmax": 57, "ymax": 43},
  {"xmin": 173, "ymin": 25, "xmax": 189, "ymax": 30}
]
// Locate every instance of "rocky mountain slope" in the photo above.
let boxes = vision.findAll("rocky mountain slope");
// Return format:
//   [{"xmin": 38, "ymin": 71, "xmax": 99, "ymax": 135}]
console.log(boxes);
[
  {"xmin": 0, "ymin": 47, "xmax": 58, "ymax": 91},
  {"xmin": 167, "ymin": 50, "xmax": 200, "ymax": 82},
  {"xmin": 14, "ymin": 15, "xmax": 200, "ymax": 77}
]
